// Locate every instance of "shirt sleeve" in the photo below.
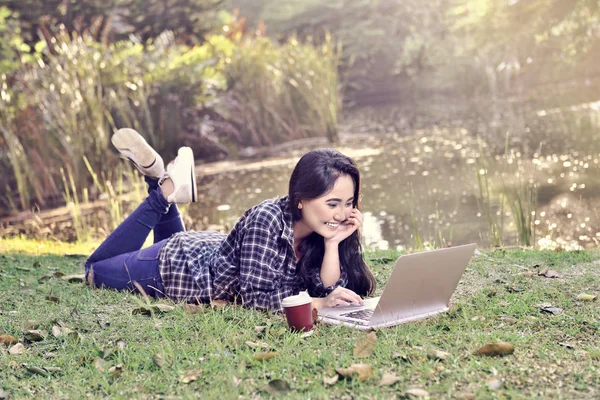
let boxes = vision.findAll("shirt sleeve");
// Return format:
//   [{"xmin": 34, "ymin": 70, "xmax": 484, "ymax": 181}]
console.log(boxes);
[
  {"xmin": 305, "ymin": 267, "xmax": 348, "ymax": 298},
  {"xmin": 237, "ymin": 220, "xmax": 297, "ymax": 311}
]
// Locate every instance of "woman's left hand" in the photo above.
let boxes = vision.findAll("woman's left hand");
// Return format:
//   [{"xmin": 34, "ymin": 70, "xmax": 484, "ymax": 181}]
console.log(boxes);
[{"xmin": 326, "ymin": 208, "xmax": 363, "ymax": 244}]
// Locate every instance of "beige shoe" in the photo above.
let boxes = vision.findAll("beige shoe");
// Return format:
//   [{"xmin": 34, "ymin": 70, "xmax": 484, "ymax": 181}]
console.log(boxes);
[{"xmin": 111, "ymin": 128, "xmax": 165, "ymax": 179}]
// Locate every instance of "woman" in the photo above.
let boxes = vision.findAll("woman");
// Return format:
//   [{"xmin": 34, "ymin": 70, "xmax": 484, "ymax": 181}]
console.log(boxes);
[{"xmin": 86, "ymin": 128, "xmax": 375, "ymax": 311}]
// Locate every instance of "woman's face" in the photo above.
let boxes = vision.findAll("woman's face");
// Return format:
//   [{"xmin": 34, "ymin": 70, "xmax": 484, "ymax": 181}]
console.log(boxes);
[{"xmin": 298, "ymin": 174, "xmax": 356, "ymax": 240}]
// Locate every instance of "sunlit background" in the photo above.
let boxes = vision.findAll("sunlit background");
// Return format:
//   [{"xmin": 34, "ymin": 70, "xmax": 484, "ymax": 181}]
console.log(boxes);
[{"xmin": 1, "ymin": 0, "xmax": 599, "ymax": 250}]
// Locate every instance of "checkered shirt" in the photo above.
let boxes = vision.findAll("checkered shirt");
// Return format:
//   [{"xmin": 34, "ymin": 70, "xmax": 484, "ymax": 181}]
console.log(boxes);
[{"xmin": 159, "ymin": 196, "xmax": 347, "ymax": 311}]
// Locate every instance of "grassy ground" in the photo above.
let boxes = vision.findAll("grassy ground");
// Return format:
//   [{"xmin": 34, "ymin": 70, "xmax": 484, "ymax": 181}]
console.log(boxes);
[{"xmin": 0, "ymin": 239, "xmax": 599, "ymax": 399}]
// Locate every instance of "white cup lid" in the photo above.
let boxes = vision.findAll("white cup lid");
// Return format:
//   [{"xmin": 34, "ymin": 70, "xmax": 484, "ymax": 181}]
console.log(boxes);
[{"xmin": 281, "ymin": 292, "xmax": 311, "ymax": 308}]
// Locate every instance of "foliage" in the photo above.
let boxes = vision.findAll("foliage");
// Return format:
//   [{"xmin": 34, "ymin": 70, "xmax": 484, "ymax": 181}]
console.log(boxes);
[
  {"xmin": 0, "ymin": 0, "xmax": 224, "ymax": 44},
  {"xmin": 0, "ymin": 18, "xmax": 341, "ymax": 212},
  {"xmin": 215, "ymin": 33, "xmax": 340, "ymax": 148}
]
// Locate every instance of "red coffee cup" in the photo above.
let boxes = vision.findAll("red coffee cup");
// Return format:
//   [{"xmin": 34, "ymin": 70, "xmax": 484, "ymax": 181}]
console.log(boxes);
[{"xmin": 282, "ymin": 292, "xmax": 313, "ymax": 332}]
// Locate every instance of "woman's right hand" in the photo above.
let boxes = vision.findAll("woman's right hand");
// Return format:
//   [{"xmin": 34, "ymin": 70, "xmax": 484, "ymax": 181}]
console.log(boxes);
[{"xmin": 320, "ymin": 286, "xmax": 364, "ymax": 309}]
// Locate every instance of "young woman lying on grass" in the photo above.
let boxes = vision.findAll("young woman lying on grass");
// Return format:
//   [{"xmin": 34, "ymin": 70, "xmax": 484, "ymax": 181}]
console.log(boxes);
[{"xmin": 85, "ymin": 128, "xmax": 375, "ymax": 311}]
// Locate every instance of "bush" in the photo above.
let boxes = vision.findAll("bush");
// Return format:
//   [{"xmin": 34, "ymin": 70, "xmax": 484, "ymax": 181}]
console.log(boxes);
[
  {"xmin": 1, "ymin": 25, "xmax": 341, "ymax": 213},
  {"xmin": 214, "ymin": 33, "xmax": 340, "ymax": 149}
]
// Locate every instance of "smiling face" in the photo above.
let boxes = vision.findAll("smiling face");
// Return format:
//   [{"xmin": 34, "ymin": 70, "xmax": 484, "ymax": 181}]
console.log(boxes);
[{"xmin": 297, "ymin": 174, "xmax": 356, "ymax": 240}]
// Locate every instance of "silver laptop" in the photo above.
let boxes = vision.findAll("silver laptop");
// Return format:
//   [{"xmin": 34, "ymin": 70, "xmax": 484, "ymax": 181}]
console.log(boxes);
[{"xmin": 318, "ymin": 243, "xmax": 477, "ymax": 330}]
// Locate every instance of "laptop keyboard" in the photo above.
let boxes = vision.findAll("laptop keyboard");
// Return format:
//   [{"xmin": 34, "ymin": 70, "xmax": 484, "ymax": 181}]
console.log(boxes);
[{"xmin": 340, "ymin": 309, "xmax": 374, "ymax": 320}]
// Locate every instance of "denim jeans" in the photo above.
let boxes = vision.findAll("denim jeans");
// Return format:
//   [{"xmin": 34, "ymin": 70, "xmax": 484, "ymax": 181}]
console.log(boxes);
[{"xmin": 85, "ymin": 177, "xmax": 185, "ymax": 298}]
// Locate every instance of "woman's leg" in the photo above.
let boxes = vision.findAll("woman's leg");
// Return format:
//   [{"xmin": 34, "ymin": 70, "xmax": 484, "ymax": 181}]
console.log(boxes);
[
  {"xmin": 86, "ymin": 184, "xmax": 170, "ymax": 269},
  {"xmin": 88, "ymin": 239, "xmax": 168, "ymax": 298},
  {"xmin": 145, "ymin": 176, "xmax": 185, "ymax": 243}
]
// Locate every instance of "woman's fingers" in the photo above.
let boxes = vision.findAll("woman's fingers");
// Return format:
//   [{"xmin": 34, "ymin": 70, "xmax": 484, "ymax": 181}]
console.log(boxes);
[{"xmin": 335, "ymin": 287, "xmax": 364, "ymax": 305}]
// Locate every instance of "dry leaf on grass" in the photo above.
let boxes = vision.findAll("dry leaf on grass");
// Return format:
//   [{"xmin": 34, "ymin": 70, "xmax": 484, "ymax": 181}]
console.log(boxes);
[
  {"xmin": 323, "ymin": 375, "xmax": 339, "ymax": 386},
  {"xmin": 576, "ymin": 293, "xmax": 597, "ymax": 301},
  {"xmin": 300, "ymin": 330, "xmax": 314, "ymax": 338},
  {"xmin": 210, "ymin": 300, "xmax": 229, "ymax": 309},
  {"xmin": 61, "ymin": 274, "xmax": 85, "ymax": 283},
  {"xmin": 499, "ymin": 316, "xmax": 517, "ymax": 324},
  {"xmin": 183, "ymin": 304, "xmax": 204, "ymax": 314},
  {"xmin": 22, "ymin": 364, "xmax": 61, "ymax": 376},
  {"xmin": 474, "ymin": 342, "xmax": 514, "ymax": 357},
  {"xmin": 455, "ymin": 392, "xmax": 476, "ymax": 400},
  {"xmin": 0, "ymin": 334, "xmax": 18, "ymax": 346},
  {"xmin": 354, "ymin": 331, "xmax": 377, "ymax": 357},
  {"xmin": 540, "ymin": 307, "xmax": 563, "ymax": 315},
  {"xmin": 559, "ymin": 342, "xmax": 575, "ymax": 349},
  {"xmin": 153, "ymin": 354, "xmax": 166, "ymax": 368},
  {"xmin": 51, "ymin": 326, "xmax": 73, "ymax": 338},
  {"xmin": 538, "ymin": 268, "xmax": 561, "ymax": 278},
  {"xmin": 45, "ymin": 296, "xmax": 60, "ymax": 303},
  {"xmin": 132, "ymin": 304, "xmax": 175, "ymax": 316},
  {"xmin": 254, "ymin": 326, "xmax": 267, "ymax": 334},
  {"xmin": 253, "ymin": 352, "xmax": 279, "ymax": 361},
  {"xmin": 245, "ymin": 341, "xmax": 269, "ymax": 349},
  {"xmin": 379, "ymin": 372, "xmax": 401, "ymax": 386},
  {"xmin": 487, "ymin": 378, "xmax": 503, "ymax": 391},
  {"xmin": 8, "ymin": 343, "xmax": 25, "ymax": 355},
  {"xmin": 405, "ymin": 388, "xmax": 429, "ymax": 397},
  {"xmin": 108, "ymin": 364, "xmax": 123, "ymax": 378},
  {"xmin": 427, "ymin": 349, "xmax": 449, "ymax": 361},
  {"xmin": 312, "ymin": 307, "xmax": 319, "ymax": 324},
  {"xmin": 24, "ymin": 330, "xmax": 45, "ymax": 342},
  {"xmin": 336, "ymin": 363, "xmax": 373, "ymax": 382},
  {"xmin": 93, "ymin": 357, "xmax": 107, "ymax": 372},
  {"xmin": 178, "ymin": 370, "xmax": 203, "ymax": 383},
  {"xmin": 266, "ymin": 379, "xmax": 290, "ymax": 394}
]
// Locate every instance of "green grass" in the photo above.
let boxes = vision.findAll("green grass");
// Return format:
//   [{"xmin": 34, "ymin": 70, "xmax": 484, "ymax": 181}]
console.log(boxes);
[{"xmin": 1, "ymin": 242, "xmax": 599, "ymax": 399}]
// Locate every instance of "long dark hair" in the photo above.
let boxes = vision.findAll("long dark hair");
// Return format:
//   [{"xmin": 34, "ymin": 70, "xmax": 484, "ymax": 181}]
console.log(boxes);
[{"xmin": 289, "ymin": 149, "xmax": 375, "ymax": 296}]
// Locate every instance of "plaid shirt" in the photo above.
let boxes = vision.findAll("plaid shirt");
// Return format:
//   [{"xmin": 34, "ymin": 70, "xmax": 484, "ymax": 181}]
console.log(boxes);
[{"xmin": 159, "ymin": 196, "xmax": 347, "ymax": 311}]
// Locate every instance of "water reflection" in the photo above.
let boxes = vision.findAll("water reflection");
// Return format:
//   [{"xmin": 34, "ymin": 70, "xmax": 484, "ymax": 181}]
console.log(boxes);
[{"xmin": 186, "ymin": 127, "xmax": 600, "ymax": 250}]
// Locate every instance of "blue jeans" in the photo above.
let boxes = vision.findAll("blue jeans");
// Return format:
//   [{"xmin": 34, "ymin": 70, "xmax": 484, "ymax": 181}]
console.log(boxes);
[{"xmin": 85, "ymin": 177, "xmax": 185, "ymax": 298}]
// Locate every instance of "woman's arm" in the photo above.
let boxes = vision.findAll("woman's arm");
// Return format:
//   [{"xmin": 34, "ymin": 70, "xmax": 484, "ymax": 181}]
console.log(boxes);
[
  {"xmin": 320, "ymin": 241, "xmax": 341, "ymax": 287},
  {"xmin": 320, "ymin": 208, "xmax": 363, "ymax": 286}
]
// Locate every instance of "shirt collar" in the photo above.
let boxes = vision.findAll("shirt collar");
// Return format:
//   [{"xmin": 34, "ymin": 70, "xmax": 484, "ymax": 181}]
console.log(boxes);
[{"xmin": 278, "ymin": 195, "xmax": 294, "ymax": 244}]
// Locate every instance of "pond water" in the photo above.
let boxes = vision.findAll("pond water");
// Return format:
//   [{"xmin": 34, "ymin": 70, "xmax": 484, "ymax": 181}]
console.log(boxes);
[{"xmin": 185, "ymin": 104, "xmax": 600, "ymax": 250}]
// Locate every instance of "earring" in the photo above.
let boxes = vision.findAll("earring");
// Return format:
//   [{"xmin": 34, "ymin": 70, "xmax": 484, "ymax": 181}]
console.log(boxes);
[{"xmin": 298, "ymin": 203, "xmax": 303, "ymax": 209}]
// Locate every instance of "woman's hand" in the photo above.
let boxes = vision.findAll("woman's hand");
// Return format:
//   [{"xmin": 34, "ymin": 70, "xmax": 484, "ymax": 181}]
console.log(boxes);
[
  {"xmin": 315, "ymin": 286, "xmax": 364, "ymax": 309},
  {"xmin": 325, "ymin": 208, "xmax": 363, "ymax": 245}
]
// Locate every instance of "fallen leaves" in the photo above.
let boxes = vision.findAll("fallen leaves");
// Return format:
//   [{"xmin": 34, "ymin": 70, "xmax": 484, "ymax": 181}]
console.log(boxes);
[
  {"xmin": 245, "ymin": 341, "xmax": 269, "ymax": 349},
  {"xmin": 537, "ymin": 268, "xmax": 561, "ymax": 278},
  {"xmin": 486, "ymin": 378, "xmax": 503, "ymax": 391},
  {"xmin": 178, "ymin": 370, "xmax": 203, "ymax": 384},
  {"xmin": 473, "ymin": 342, "xmax": 515, "ymax": 357},
  {"xmin": 379, "ymin": 372, "xmax": 401, "ymax": 386},
  {"xmin": 336, "ymin": 363, "xmax": 373, "ymax": 382},
  {"xmin": 253, "ymin": 352, "xmax": 279, "ymax": 361},
  {"xmin": 427, "ymin": 349, "xmax": 449, "ymax": 361},
  {"xmin": 23, "ymin": 330, "xmax": 45, "ymax": 342},
  {"xmin": 540, "ymin": 306, "xmax": 563, "ymax": 315},
  {"xmin": 132, "ymin": 304, "xmax": 175, "ymax": 316},
  {"xmin": 323, "ymin": 375, "xmax": 339, "ymax": 386},
  {"xmin": 8, "ymin": 343, "xmax": 25, "ymax": 355},
  {"xmin": 266, "ymin": 379, "xmax": 290, "ymax": 395},
  {"xmin": 405, "ymin": 388, "xmax": 429, "ymax": 397},
  {"xmin": 182, "ymin": 304, "xmax": 204, "ymax": 314},
  {"xmin": 51, "ymin": 326, "xmax": 73, "ymax": 338},
  {"xmin": 22, "ymin": 364, "xmax": 62, "ymax": 376},
  {"xmin": 353, "ymin": 331, "xmax": 377, "ymax": 357},
  {"xmin": 576, "ymin": 293, "xmax": 597, "ymax": 301},
  {"xmin": 152, "ymin": 353, "xmax": 166, "ymax": 368},
  {"xmin": 0, "ymin": 334, "xmax": 18, "ymax": 346}
]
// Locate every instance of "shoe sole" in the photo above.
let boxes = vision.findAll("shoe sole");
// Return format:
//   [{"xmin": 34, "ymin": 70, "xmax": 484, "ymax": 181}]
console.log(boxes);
[
  {"xmin": 168, "ymin": 147, "xmax": 197, "ymax": 203},
  {"xmin": 111, "ymin": 128, "xmax": 161, "ymax": 176}
]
